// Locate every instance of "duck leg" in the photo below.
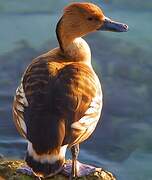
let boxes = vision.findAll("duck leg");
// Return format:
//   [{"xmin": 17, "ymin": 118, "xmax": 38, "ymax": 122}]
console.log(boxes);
[
  {"xmin": 71, "ymin": 144, "xmax": 79, "ymax": 178},
  {"xmin": 62, "ymin": 144, "xmax": 98, "ymax": 178},
  {"xmin": 69, "ymin": 144, "xmax": 96, "ymax": 179}
]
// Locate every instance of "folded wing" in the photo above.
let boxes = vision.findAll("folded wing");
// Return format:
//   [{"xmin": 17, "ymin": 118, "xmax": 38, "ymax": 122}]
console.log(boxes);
[
  {"xmin": 51, "ymin": 63, "xmax": 103, "ymax": 147},
  {"xmin": 13, "ymin": 59, "xmax": 102, "ymax": 150}
]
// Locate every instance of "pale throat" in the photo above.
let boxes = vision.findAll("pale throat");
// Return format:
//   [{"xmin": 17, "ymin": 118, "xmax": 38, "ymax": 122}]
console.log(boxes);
[{"xmin": 63, "ymin": 37, "xmax": 91, "ymax": 64}]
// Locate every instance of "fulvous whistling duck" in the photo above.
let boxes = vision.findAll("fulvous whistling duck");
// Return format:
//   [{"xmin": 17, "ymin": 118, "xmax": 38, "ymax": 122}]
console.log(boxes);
[{"xmin": 12, "ymin": 2, "xmax": 128, "ymax": 179}]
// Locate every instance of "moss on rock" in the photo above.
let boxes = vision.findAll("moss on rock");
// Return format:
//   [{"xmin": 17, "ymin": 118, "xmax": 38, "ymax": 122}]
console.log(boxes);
[{"xmin": 0, "ymin": 159, "xmax": 116, "ymax": 180}]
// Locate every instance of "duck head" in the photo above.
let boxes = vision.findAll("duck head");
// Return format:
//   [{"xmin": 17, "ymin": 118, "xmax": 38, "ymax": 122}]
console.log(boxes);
[{"xmin": 56, "ymin": 2, "xmax": 128, "ymax": 52}]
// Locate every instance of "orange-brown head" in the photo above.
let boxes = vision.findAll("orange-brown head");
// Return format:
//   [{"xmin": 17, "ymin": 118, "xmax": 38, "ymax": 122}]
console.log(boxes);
[
  {"xmin": 56, "ymin": 2, "xmax": 128, "ymax": 51},
  {"xmin": 63, "ymin": 3, "xmax": 105, "ymax": 36}
]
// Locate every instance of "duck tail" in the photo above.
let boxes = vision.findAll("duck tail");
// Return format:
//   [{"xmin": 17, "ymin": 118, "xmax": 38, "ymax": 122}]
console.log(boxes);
[{"xmin": 25, "ymin": 142, "xmax": 67, "ymax": 177}]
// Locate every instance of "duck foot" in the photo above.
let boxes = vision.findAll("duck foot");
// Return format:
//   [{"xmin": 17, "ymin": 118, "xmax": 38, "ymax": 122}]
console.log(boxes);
[
  {"xmin": 17, "ymin": 164, "xmax": 65, "ymax": 179},
  {"xmin": 17, "ymin": 166, "xmax": 43, "ymax": 179},
  {"xmin": 16, "ymin": 165, "xmax": 34, "ymax": 176},
  {"xmin": 17, "ymin": 161, "xmax": 97, "ymax": 179},
  {"xmin": 62, "ymin": 160, "xmax": 97, "ymax": 177}
]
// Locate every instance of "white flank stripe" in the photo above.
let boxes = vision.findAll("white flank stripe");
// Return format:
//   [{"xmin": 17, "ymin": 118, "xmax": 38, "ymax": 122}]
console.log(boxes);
[
  {"xmin": 71, "ymin": 122, "xmax": 86, "ymax": 131},
  {"xmin": 79, "ymin": 116, "xmax": 99, "ymax": 125},
  {"xmin": 18, "ymin": 116, "xmax": 27, "ymax": 133},
  {"xmin": 14, "ymin": 82, "xmax": 28, "ymax": 136},
  {"xmin": 16, "ymin": 88, "xmax": 20, "ymax": 95},
  {"xmin": 71, "ymin": 116, "xmax": 99, "ymax": 131},
  {"xmin": 17, "ymin": 82, "xmax": 29, "ymax": 107},
  {"xmin": 19, "ymin": 91, "xmax": 25, "ymax": 97},
  {"xmin": 23, "ymin": 96, "xmax": 28, "ymax": 107},
  {"xmin": 13, "ymin": 109, "xmax": 18, "ymax": 116},
  {"xmin": 71, "ymin": 93, "xmax": 102, "ymax": 131},
  {"xmin": 85, "ymin": 107, "xmax": 96, "ymax": 115},
  {"xmin": 17, "ymin": 98, "xmax": 24, "ymax": 104},
  {"xmin": 16, "ymin": 104, "xmax": 24, "ymax": 112}
]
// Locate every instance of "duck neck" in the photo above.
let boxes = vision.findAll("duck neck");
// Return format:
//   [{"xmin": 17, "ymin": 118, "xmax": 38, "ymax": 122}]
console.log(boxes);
[{"xmin": 56, "ymin": 18, "xmax": 91, "ymax": 65}]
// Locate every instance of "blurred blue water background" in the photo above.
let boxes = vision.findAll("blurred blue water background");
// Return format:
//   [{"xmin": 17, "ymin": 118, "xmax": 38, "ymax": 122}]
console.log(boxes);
[{"xmin": 0, "ymin": 1, "xmax": 152, "ymax": 180}]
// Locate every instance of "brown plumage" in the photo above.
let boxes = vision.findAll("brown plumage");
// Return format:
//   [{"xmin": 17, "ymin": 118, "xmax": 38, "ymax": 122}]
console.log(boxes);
[{"xmin": 12, "ymin": 2, "xmax": 128, "ymax": 179}]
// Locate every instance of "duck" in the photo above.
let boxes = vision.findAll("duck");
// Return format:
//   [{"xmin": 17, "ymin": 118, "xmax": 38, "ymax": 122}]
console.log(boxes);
[{"xmin": 12, "ymin": 2, "xmax": 128, "ymax": 179}]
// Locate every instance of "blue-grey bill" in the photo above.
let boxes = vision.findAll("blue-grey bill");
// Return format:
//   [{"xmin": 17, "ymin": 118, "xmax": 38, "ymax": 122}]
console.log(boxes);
[{"xmin": 98, "ymin": 17, "xmax": 128, "ymax": 32}]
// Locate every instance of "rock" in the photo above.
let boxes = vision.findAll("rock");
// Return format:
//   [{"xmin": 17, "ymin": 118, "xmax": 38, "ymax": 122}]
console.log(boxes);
[{"xmin": 0, "ymin": 159, "xmax": 116, "ymax": 180}]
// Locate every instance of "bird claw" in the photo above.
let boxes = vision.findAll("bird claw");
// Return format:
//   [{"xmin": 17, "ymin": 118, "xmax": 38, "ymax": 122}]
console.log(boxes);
[
  {"xmin": 62, "ymin": 160, "xmax": 97, "ymax": 178},
  {"xmin": 17, "ymin": 166, "xmax": 43, "ymax": 179},
  {"xmin": 16, "ymin": 165, "xmax": 34, "ymax": 176}
]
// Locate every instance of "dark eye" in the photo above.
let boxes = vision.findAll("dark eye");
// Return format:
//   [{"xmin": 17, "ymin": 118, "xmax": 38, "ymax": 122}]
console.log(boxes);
[{"xmin": 87, "ymin": 17, "xmax": 93, "ymax": 21}]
